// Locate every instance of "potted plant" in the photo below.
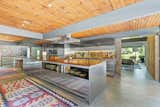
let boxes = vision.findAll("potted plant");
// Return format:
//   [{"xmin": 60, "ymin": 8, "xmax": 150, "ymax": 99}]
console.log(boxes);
[{"xmin": 139, "ymin": 55, "xmax": 145, "ymax": 63}]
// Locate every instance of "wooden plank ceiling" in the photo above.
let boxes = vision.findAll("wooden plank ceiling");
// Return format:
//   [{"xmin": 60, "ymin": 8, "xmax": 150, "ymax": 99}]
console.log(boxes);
[
  {"xmin": 0, "ymin": 0, "xmax": 142, "ymax": 33},
  {"xmin": 72, "ymin": 13, "xmax": 160, "ymax": 38},
  {"xmin": 0, "ymin": 33, "xmax": 28, "ymax": 42}
]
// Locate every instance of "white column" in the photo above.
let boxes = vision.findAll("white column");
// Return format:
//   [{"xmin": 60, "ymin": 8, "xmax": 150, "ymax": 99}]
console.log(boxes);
[{"xmin": 27, "ymin": 47, "xmax": 31, "ymax": 58}]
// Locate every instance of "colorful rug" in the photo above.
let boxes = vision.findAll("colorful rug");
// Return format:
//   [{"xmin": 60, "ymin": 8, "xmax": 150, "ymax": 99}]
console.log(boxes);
[
  {"xmin": 0, "ymin": 93, "xmax": 5, "ymax": 107},
  {"xmin": 0, "ymin": 78, "xmax": 77, "ymax": 107},
  {"xmin": 0, "ymin": 68, "xmax": 17, "ymax": 77}
]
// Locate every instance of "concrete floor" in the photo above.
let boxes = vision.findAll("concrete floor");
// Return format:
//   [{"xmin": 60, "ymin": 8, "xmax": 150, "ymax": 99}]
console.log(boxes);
[
  {"xmin": 2, "ymin": 63, "xmax": 160, "ymax": 107},
  {"xmin": 88, "ymin": 64, "xmax": 160, "ymax": 107}
]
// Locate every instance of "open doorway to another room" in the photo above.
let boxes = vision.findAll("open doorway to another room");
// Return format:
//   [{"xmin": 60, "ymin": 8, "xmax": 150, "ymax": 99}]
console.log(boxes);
[{"xmin": 121, "ymin": 37, "xmax": 153, "ymax": 80}]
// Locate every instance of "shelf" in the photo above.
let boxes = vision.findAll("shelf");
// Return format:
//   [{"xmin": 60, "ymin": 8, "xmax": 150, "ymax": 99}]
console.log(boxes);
[{"xmin": 67, "ymin": 67, "xmax": 89, "ymax": 79}]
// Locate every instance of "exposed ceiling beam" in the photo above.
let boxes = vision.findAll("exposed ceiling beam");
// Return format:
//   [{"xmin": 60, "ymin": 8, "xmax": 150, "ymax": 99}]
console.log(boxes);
[
  {"xmin": 122, "ymin": 41, "xmax": 146, "ymax": 48},
  {"xmin": 70, "ymin": 38, "xmax": 114, "ymax": 47},
  {"xmin": 122, "ymin": 37, "xmax": 147, "ymax": 43},
  {"xmin": 0, "ymin": 40, "xmax": 18, "ymax": 45},
  {"xmin": 0, "ymin": 25, "xmax": 43, "ymax": 39},
  {"xmin": 44, "ymin": 0, "xmax": 160, "ymax": 39},
  {"xmin": 17, "ymin": 38, "xmax": 41, "ymax": 47}
]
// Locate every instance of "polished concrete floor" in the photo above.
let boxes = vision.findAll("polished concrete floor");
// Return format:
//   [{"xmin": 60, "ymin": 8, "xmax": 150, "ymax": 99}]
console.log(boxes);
[
  {"xmin": 88, "ymin": 64, "xmax": 160, "ymax": 107},
  {"xmin": 1, "ymin": 63, "xmax": 160, "ymax": 107}
]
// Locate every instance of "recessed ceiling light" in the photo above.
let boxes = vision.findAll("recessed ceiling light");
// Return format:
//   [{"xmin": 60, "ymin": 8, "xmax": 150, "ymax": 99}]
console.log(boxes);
[
  {"xmin": 23, "ymin": 20, "xmax": 31, "ymax": 24},
  {"xmin": 133, "ymin": 20, "xmax": 137, "ymax": 23},
  {"xmin": 47, "ymin": 4, "xmax": 52, "ymax": 7},
  {"xmin": 22, "ymin": 23, "xmax": 25, "ymax": 26}
]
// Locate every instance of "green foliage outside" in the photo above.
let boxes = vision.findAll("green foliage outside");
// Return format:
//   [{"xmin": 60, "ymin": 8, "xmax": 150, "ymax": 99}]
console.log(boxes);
[{"xmin": 121, "ymin": 46, "xmax": 145, "ymax": 63}]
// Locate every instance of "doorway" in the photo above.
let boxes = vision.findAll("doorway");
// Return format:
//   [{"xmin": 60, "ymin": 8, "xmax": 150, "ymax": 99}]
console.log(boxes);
[{"xmin": 121, "ymin": 38, "xmax": 153, "ymax": 80}]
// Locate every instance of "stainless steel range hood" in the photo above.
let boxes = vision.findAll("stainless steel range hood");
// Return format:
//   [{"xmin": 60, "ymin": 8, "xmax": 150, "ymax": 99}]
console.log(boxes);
[{"xmin": 47, "ymin": 34, "xmax": 80, "ymax": 44}]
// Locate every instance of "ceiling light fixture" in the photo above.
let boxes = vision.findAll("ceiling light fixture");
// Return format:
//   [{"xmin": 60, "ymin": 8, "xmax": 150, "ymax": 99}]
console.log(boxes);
[
  {"xmin": 22, "ymin": 23, "xmax": 25, "ymax": 26},
  {"xmin": 23, "ymin": 20, "xmax": 31, "ymax": 24},
  {"xmin": 133, "ymin": 20, "xmax": 137, "ymax": 23},
  {"xmin": 47, "ymin": 4, "xmax": 52, "ymax": 7}
]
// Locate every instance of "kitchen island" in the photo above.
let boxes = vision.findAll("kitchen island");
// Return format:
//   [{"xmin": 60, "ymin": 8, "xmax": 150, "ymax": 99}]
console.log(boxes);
[{"xmin": 41, "ymin": 60, "xmax": 106, "ymax": 103}]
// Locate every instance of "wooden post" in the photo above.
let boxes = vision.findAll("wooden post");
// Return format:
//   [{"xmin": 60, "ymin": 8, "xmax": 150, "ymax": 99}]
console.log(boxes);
[
  {"xmin": 155, "ymin": 35, "xmax": 159, "ymax": 81},
  {"xmin": 146, "ymin": 35, "xmax": 159, "ymax": 81},
  {"xmin": 115, "ymin": 38, "xmax": 122, "ymax": 75}
]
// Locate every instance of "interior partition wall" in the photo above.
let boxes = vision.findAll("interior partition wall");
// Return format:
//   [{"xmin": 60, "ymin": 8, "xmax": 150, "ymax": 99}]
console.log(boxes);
[
  {"xmin": 146, "ymin": 35, "xmax": 159, "ymax": 81},
  {"xmin": 159, "ymin": 35, "xmax": 160, "ymax": 82}
]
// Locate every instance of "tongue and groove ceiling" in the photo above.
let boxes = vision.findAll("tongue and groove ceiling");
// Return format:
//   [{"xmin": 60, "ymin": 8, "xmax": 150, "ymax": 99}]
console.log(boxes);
[
  {"xmin": 72, "ymin": 13, "xmax": 160, "ymax": 38},
  {"xmin": 0, "ymin": 0, "xmax": 142, "ymax": 33},
  {"xmin": 0, "ymin": 0, "xmax": 160, "ymax": 40},
  {"xmin": 0, "ymin": 33, "xmax": 28, "ymax": 42}
]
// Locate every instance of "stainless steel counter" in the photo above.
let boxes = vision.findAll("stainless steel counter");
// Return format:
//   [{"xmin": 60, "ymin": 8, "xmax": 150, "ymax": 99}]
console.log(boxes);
[{"xmin": 42, "ymin": 61, "xmax": 106, "ymax": 104}]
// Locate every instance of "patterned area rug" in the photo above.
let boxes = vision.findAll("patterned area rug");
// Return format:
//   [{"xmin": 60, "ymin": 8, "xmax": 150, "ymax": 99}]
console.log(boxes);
[
  {"xmin": 0, "ymin": 77, "xmax": 77, "ymax": 107},
  {"xmin": 0, "ymin": 68, "xmax": 17, "ymax": 77},
  {"xmin": 0, "ymin": 93, "xmax": 5, "ymax": 107}
]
